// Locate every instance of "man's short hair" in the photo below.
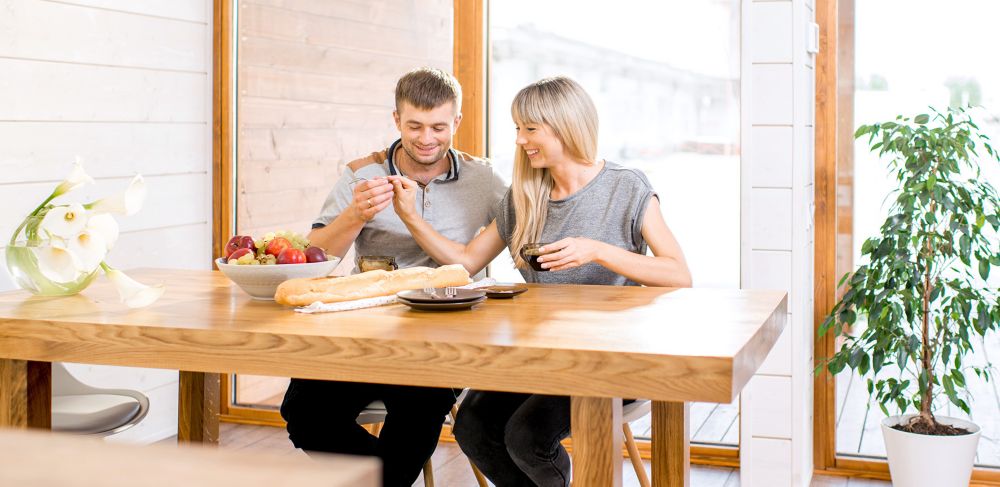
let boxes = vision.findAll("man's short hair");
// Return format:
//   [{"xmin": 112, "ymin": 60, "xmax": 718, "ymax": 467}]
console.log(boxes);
[{"xmin": 395, "ymin": 68, "xmax": 462, "ymax": 113}]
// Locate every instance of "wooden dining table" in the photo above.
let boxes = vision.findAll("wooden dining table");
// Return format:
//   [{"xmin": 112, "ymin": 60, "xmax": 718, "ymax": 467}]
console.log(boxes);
[{"xmin": 0, "ymin": 268, "xmax": 785, "ymax": 487}]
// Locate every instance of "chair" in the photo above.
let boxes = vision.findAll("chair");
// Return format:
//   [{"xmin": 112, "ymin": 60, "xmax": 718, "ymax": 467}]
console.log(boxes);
[
  {"xmin": 622, "ymin": 400, "xmax": 652, "ymax": 487},
  {"xmin": 51, "ymin": 362, "xmax": 151, "ymax": 436},
  {"xmin": 357, "ymin": 400, "xmax": 488, "ymax": 487}
]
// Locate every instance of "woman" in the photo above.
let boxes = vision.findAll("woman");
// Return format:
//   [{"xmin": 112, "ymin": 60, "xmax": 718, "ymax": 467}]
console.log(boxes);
[{"xmin": 388, "ymin": 76, "xmax": 691, "ymax": 486}]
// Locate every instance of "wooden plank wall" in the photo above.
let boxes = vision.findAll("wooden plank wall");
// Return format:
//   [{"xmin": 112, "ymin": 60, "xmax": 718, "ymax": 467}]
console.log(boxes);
[
  {"xmin": 232, "ymin": 0, "xmax": 453, "ymax": 405},
  {"xmin": 0, "ymin": 0, "xmax": 213, "ymax": 443},
  {"xmin": 235, "ymin": 0, "xmax": 453, "ymax": 240}
]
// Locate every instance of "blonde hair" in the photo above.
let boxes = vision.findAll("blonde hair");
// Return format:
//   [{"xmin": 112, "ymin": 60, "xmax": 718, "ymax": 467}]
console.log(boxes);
[{"xmin": 509, "ymin": 77, "xmax": 599, "ymax": 268}]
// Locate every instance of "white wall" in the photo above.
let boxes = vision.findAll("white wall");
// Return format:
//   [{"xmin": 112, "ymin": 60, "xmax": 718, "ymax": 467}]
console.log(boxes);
[
  {"xmin": 0, "ymin": 0, "xmax": 213, "ymax": 443},
  {"xmin": 740, "ymin": 0, "xmax": 816, "ymax": 485}
]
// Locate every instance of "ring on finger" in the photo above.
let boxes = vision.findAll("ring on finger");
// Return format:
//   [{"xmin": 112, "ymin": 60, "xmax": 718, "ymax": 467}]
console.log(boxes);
[{"xmin": 367, "ymin": 198, "xmax": 373, "ymax": 208}]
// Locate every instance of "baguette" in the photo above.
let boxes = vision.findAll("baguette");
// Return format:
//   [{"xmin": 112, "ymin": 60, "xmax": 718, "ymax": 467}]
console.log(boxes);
[{"xmin": 274, "ymin": 264, "xmax": 472, "ymax": 306}]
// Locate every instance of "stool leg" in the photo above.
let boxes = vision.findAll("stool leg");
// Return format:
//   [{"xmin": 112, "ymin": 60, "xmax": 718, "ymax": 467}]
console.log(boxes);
[
  {"xmin": 450, "ymin": 405, "xmax": 488, "ymax": 487},
  {"xmin": 422, "ymin": 458, "xmax": 435, "ymax": 487},
  {"xmin": 624, "ymin": 423, "xmax": 651, "ymax": 487}
]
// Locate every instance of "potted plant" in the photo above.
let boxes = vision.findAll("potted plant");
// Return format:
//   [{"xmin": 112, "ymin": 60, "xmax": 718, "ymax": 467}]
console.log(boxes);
[{"xmin": 819, "ymin": 106, "xmax": 1000, "ymax": 487}]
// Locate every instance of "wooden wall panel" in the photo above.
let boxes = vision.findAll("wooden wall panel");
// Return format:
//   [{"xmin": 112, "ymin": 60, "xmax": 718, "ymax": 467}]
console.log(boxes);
[{"xmin": 234, "ymin": 0, "xmax": 452, "ymax": 240}]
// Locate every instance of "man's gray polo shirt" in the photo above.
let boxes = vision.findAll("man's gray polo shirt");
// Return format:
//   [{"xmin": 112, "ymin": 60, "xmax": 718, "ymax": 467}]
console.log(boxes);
[{"xmin": 314, "ymin": 139, "xmax": 508, "ymax": 273}]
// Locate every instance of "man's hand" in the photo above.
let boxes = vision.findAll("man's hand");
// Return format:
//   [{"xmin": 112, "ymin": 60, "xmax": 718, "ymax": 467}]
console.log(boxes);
[
  {"xmin": 536, "ymin": 237, "xmax": 605, "ymax": 271},
  {"xmin": 351, "ymin": 177, "xmax": 394, "ymax": 222},
  {"xmin": 388, "ymin": 176, "xmax": 421, "ymax": 219}
]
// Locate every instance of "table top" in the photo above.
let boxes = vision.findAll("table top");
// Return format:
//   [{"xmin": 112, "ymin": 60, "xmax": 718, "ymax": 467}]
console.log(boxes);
[
  {"xmin": 0, "ymin": 269, "xmax": 786, "ymax": 403},
  {"xmin": 0, "ymin": 429, "xmax": 378, "ymax": 487}
]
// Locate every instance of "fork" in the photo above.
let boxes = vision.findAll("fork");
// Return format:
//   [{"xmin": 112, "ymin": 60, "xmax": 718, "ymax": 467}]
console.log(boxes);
[
  {"xmin": 444, "ymin": 286, "xmax": 458, "ymax": 298},
  {"xmin": 423, "ymin": 287, "xmax": 439, "ymax": 299}
]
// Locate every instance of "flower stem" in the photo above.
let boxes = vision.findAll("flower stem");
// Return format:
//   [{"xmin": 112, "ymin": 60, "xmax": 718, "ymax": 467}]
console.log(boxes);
[{"xmin": 8, "ymin": 192, "xmax": 59, "ymax": 246}]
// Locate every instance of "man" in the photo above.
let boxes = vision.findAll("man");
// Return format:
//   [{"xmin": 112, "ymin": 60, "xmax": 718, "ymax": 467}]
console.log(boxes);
[{"xmin": 280, "ymin": 67, "xmax": 507, "ymax": 487}]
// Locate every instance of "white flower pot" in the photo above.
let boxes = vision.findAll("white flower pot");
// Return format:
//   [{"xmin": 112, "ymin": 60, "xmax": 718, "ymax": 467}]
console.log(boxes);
[{"xmin": 881, "ymin": 414, "xmax": 980, "ymax": 487}]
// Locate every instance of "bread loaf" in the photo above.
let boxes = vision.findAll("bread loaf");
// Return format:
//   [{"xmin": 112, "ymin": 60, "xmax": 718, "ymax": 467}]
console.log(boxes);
[{"xmin": 274, "ymin": 264, "xmax": 472, "ymax": 306}]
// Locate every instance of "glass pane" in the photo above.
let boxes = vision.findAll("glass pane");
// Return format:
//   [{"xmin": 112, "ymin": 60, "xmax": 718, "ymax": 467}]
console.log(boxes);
[
  {"xmin": 489, "ymin": 0, "xmax": 742, "ymax": 446},
  {"xmin": 234, "ymin": 375, "xmax": 288, "ymax": 409},
  {"xmin": 838, "ymin": 0, "xmax": 1000, "ymax": 466}
]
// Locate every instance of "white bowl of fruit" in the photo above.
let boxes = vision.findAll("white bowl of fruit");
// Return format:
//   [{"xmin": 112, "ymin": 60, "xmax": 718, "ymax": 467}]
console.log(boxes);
[{"xmin": 215, "ymin": 231, "xmax": 341, "ymax": 300}]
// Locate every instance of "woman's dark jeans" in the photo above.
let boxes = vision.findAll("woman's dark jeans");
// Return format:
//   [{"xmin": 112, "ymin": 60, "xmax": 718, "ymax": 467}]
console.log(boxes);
[
  {"xmin": 454, "ymin": 391, "xmax": 572, "ymax": 486},
  {"xmin": 454, "ymin": 390, "xmax": 637, "ymax": 487}
]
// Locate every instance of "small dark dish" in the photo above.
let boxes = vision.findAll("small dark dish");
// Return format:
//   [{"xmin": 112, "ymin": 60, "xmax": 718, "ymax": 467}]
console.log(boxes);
[{"xmin": 484, "ymin": 284, "xmax": 529, "ymax": 299}]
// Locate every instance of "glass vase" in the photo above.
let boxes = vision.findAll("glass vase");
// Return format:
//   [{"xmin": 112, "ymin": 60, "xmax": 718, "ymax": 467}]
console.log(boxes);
[{"xmin": 4, "ymin": 241, "xmax": 99, "ymax": 296}]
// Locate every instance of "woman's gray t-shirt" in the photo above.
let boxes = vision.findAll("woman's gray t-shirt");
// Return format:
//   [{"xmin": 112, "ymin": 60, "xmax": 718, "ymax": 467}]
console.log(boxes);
[{"xmin": 494, "ymin": 162, "xmax": 657, "ymax": 286}]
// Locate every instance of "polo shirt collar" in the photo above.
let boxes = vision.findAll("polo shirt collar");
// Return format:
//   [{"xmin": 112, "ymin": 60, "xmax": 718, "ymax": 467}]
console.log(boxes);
[{"xmin": 386, "ymin": 139, "xmax": 460, "ymax": 182}]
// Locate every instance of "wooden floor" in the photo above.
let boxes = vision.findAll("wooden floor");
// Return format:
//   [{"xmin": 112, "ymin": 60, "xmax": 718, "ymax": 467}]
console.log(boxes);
[
  {"xmin": 835, "ymin": 332, "xmax": 1000, "ymax": 468},
  {"xmin": 204, "ymin": 422, "xmax": 887, "ymax": 486}
]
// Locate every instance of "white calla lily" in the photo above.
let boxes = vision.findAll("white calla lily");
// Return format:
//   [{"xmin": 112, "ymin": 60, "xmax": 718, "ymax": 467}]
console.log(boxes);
[
  {"xmin": 102, "ymin": 265, "xmax": 164, "ymax": 308},
  {"xmin": 86, "ymin": 175, "xmax": 146, "ymax": 216},
  {"xmin": 66, "ymin": 230, "xmax": 108, "ymax": 274},
  {"xmin": 52, "ymin": 159, "xmax": 95, "ymax": 197},
  {"xmin": 38, "ymin": 203, "xmax": 88, "ymax": 239},
  {"xmin": 30, "ymin": 243, "xmax": 84, "ymax": 283},
  {"xmin": 86, "ymin": 213, "xmax": 119, "ymax": 250}
]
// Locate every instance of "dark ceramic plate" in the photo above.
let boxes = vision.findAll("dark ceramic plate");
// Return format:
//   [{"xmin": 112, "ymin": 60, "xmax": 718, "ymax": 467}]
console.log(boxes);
[
  {"xmin": 397, "ymin": 295, "xmax": 487, "ymax": 311},
  {"xmin": 396, "ymin": 288, "xmax": 486, "ymax": 303}
]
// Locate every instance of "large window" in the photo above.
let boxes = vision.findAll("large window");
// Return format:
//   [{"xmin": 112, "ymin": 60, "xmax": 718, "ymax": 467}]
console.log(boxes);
[
  {"xmin": 489, "ymin": 0, "xmax": 742, "ymax": 447},
  {"xmin": 835, "ymin": 0, "xmax": 1000, "ymax": 468}
]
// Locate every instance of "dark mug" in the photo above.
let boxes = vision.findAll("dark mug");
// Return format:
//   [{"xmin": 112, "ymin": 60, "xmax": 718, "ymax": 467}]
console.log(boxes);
[
  {"xmin": 357, "ymin": 255, "xmax": 398, "ymax": 273},
  {"xmin": 519, "ymin": 243, "xmax": 554, "ymax": 272}
]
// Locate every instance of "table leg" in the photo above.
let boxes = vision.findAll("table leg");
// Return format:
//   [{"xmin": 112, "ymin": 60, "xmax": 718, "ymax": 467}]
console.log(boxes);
[
  {"xmin": 651, "ymin": 401, "xmax": 690, "ymax": 487},
  {"xmin": 570, "ymin": 396, "xmax": 623, "ymax": 487},
  {"xmin": 0, "ymin": 359, "xmax": 50, "ymax": 429},
  {"xmin": 178, "ymin": 371, "xmax": 220, "ymax": 444}
]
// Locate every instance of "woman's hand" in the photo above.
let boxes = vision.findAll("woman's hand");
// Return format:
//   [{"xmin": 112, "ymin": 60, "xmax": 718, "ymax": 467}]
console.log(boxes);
[
  {"xmin": 351, "ymin": 178, "xmax": 394, "ymax": 222},
  {"xmin": 388, "ymin": 176, "xmax": 420, "ymax": 219},
  {"xmin": 537, "ymin": 237, "xmax": 606, "ymax": 271}
]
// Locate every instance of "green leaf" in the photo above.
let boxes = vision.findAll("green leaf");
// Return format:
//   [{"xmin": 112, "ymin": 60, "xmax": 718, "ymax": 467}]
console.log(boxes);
[
  {"xmin": 914, "ymin": 114, "xmax": 930, "ymax": 124},
  {"xmin": 980, "ymin": 258, "xmax": 991, "ymax": 280}
]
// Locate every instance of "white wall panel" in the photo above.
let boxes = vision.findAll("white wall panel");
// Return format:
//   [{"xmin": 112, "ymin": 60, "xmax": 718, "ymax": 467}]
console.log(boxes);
[
  {"xmin": 750, "ymin": 2, "xmax": 794, "ymax": 63},
  {"xmin": 0, "ymin": 122, "xmax": 208, "ymax": 184},
  {"xmin": 749, "ymin": 437, "xmax": 793, "ymax": 487},
  {"xmin": 0, "ymin": 0, "xmax": 207, "ymax": 71},
  {"xmin": 750, "ymin": 64, "xmax": 795, "ymax": 125},
  {"xmin": 750, "ymin": 126, "xmax": 795, "ymax": 188},
  {"xmin": 749, "ymin": 376, "xmax": 793, "ymax": 438},
  {"xmin": 54, "ymin": 0, "xmax": 208, "ymax": 23},
  {"xmin": 750, "ymin": 188, "xmax": 793, "ymax": 250},
  {"xmin": 0, "ymin": 59, "xmax": 207, "ymax": 122}
]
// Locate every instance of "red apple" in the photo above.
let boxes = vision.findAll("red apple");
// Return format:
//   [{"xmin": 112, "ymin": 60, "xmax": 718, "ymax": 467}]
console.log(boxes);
[
  {"xmin": 304, "ymin": 246, "xmax": 328, "ymax": 263},
  {"xmin": 264, "ymin": 237, "xmax": 293, "ymax": 257},
  {"xmin": 226, "ymin": 248, "xmax": 254, "ymax": 264},
  {"xmin": 225, "ymin": 235, "xmax": 255, "ymax": 259},
  {"xmin": 277, "ymin": 248, "xmax": 307, "ymax": 265}
]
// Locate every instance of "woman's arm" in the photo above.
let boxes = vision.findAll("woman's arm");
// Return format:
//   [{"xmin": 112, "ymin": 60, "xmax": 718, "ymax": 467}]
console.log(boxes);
[
  {"xmin": 389, "ymin": 177, "xmax": 506, "ymax": 275},
  {"xmin": 537, "ymin": 197, "xmax": 693, "ymax": 287}
]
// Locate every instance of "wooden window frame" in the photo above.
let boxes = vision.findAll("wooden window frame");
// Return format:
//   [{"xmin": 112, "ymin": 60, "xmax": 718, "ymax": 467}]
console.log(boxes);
[{"xmin": 813, "ymin": 0, "xmax": 1000, "ymax": 483}]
